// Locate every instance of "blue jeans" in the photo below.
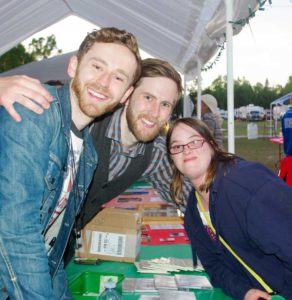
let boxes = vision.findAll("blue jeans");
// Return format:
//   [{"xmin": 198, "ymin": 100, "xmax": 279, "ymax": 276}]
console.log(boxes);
[
  {"xmin": 52, "ymin": 262, "xmax": 72, "ymax": 300},
  {"xmin": 0, "ymin": 275, "xmax": 8, "ymax": 300},
  {"xmin": 0, "ymin": 262, "xmax": 72, "ymax": 300}
]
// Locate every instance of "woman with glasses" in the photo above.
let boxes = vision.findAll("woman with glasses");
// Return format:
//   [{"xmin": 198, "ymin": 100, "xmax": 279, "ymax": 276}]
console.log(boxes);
[{"xmin": 166, "ymin": 117, "xmax": 292, "ymax": 300}]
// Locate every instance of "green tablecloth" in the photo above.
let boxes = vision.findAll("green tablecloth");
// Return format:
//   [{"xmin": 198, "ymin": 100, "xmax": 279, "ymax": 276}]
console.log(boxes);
[{"xmin": 66, "ymin": 244, "xmax": 233, "ymax": 299}]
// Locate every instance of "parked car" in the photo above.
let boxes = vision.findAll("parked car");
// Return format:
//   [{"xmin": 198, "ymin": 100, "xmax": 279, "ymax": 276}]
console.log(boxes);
[
  {"xmin": 263, "ymin": 110, "xmax": 272, "ymax": 120},
  {"xmin": 247, "ymin": 111, "xmax": 262, "ymax": 121},
  {"xmin": 220, "ymin": 110, "xmax": 228, "ymax": 120}
]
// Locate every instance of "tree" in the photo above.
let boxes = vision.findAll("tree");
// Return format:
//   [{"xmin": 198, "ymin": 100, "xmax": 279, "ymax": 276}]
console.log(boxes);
[
  {"xmin": 282, "ymin": 76, "xmax": 292, "ymax": 95},
  {"xmin": 234, "ymin": 77, "xmax": 254, "ymax": 108},
  {"xmin": 0, "ymin": 35, "xmax": 62, "ymax": 72},
  {"xmin": 208, "ymin": 75, "xmax": 227, "ymax": 109},
  {"xmin": 28, "ymin": 35, "xmax": 61, "ymax": 60},
  {"xmin": 0, "ymin": 44, "xmax": 33, "ymax": 72}
]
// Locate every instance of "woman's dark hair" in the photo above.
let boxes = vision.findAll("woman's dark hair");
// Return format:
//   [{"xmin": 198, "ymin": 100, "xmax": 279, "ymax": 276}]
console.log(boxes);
[{"xmin": 166, "ymin": 117, "xmax": 235, "ymax": 205}]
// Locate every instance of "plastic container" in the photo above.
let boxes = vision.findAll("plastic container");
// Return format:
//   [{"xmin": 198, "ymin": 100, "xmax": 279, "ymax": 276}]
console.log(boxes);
[
  {"xmin": 270, "ymin": 295, "xmax": 285, "ymax": 300},
  {"xmin": 99, "ymin": 280, "xmax": 122, "ymax": 300},
  {"xmin": 69, "ymin": 272, "xmax": 124, "ymax": 300}
]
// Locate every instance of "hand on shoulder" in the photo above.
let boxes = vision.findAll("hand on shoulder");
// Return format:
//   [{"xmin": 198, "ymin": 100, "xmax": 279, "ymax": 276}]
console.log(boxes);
[{"xmin": 0, "ymin": 75, "xmax": 53, "ymax": 122}]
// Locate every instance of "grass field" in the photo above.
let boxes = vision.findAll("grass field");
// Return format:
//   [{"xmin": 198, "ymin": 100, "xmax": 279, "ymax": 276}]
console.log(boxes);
[{"xmin": 222, "ymin": 120, "xmax": 282, "ymax": 174}]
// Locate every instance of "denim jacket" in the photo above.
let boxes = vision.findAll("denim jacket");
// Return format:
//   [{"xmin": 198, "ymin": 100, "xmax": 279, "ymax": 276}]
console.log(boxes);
[{"xmin": 0, "ymin": 84, "xmax": 97, "ymax": 299}]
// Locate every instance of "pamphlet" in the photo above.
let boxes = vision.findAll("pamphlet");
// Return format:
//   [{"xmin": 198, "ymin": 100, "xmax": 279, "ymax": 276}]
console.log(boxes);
[{"xmin": 175, "ymin": 274, "xmax": 213, "ymax": 289}]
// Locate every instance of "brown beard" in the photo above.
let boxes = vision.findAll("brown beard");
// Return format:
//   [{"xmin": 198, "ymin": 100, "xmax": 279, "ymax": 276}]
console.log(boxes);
[
  {"xmin": 71, "ymin": 72, "xmax": 116, "ymax": 118},
  {"xmin": 126, "ymin": 103, "xmax": 162, "ymax": 142}
]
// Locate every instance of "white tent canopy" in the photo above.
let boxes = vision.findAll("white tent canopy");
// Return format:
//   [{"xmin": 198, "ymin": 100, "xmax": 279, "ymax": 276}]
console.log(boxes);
[
  {"xmin": 0, "ymin": 0, "xmax": 259, "ymax": 80},
  {"xmin": 0, "ymin": 0, "xmax": 262, "ymax": 152}
]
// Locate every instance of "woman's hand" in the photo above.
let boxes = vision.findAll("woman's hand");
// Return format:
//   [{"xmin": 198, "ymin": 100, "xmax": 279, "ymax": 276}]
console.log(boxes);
[
  {"xmin": 244, "ymin": 289, "xmax": 271, "ymax": 300},
  {"xmin": 0, "ymin": 75, "xmax": 53, "ymax": 122}
]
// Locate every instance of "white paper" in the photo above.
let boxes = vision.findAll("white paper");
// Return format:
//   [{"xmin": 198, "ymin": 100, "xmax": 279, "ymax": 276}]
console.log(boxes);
[{"xmin": 90, "ymin": 231, "xmax": 126, "ymax": 257}]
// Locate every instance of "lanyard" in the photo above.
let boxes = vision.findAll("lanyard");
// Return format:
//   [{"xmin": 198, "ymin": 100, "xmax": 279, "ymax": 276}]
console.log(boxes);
[{"xmin": 195, "ymin": 191, "xmax": 273, "ymax": 294}]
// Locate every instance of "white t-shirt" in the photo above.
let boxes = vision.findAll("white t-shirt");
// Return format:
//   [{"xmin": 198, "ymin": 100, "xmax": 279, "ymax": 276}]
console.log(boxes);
[{"xmin": 45, "ymin": 124, "xmax": 83, "ymax": 253}]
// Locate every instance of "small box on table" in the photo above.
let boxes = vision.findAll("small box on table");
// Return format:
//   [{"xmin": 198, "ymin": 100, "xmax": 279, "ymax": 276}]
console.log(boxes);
[{"xmin": 75, "ymin": 208, "xmax": 141, "ymax": 262}]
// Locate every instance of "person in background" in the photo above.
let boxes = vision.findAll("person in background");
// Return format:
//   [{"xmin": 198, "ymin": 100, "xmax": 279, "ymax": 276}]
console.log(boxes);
[
  {"xmin": 167, "ymin": 117, "xmax": 292, "ymax": 300},
  {"xmin": 279, "ymin": 95, "xmax": 292, "ymax": 186},
  {"xmin": 0, "ymin": 27, "xmax": 140, "ymax": 300},
  {"xmin": 199, "ymin": 94, "xmax": 223, "ymax": 148},
  {"xmin": 281, "ymin": 94, "xmax": 292, "ymax": 157}
]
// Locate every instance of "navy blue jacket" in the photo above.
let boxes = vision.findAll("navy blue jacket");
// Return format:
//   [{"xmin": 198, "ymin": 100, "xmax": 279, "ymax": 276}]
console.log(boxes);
[{"xmin": 184, "ymin": 158, "xmax": 292, "ymax": 300}]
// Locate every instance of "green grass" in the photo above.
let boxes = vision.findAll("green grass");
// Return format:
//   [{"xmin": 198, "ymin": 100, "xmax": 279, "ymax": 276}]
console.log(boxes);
[
  {"xmin": 222, "ymin": 119, "xmax": 281, "ymax": 137},
  {"xmin": 222, "ymin": 120, "xmax": 282, "ymax": 174}
]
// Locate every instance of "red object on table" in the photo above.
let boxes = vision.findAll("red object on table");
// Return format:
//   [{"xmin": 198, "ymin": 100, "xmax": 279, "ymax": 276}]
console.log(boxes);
[
  {"xmin": 269, "ymin": 136, "xmax": 284, "ymax": 164},
  {"xmin": 141, "ymin": 224, "xmax": 190, "ymax": 245},
  {"xmin": 269, "ymin": 136, "xmax": 283, "ymax": 144}
]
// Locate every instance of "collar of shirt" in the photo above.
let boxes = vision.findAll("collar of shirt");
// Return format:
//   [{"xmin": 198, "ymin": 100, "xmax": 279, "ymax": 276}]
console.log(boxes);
[{"xmin": 106, "ymin": 107, "xmax": 146, "ymax": 158}]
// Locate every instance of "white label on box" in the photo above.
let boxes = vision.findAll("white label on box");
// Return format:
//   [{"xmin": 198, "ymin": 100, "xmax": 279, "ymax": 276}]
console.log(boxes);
[{"xmin": 90, "ymin": 231, "xmax": 126, "ymax": 257}]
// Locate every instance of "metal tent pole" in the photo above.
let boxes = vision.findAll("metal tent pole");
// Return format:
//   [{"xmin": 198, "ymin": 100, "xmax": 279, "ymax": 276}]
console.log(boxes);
[
  {"xmin": 225, "ymin": 0, "xmax": 235, "ymax": 153},
  {"xmin": 183, "ymin": 76, "xmax": 187, "ymax": 117},
  {"xmin": 197, "ymin": 60, "xmax": 202, "ymax": 120}
]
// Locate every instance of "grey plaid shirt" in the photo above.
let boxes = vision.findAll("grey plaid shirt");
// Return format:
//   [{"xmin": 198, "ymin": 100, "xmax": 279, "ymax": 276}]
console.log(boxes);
[{"xmin": 105, "ymin": 108, "xmax": 192, "ymax": 206}]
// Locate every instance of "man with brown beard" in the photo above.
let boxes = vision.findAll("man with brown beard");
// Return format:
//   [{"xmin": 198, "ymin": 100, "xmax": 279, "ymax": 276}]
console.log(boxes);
[
  {"xmin": 0, "ymin": 27, "xmax": 141, "ymax": 300},
  {"xmin": 0, "ymin": 59, "xmax": 192, "ymax": 227},
  {"xmin": 0, "ymin": 57, "xmax": 193, "ymax": 269},
  {"xmin": 78, "ymin": 58, "xmax": 192, "ymax": 229}
]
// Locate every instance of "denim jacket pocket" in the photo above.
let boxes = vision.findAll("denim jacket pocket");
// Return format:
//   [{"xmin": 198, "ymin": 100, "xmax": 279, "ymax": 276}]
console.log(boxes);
[{"xmin": 41, "ymin": 152, "xmax": 65, "ymax": 227}]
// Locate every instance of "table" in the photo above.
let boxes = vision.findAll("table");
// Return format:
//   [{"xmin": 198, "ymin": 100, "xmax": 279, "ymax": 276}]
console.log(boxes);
[{"xmin": 66, "ymin": 244, "xmax": 233, "ymax": 300}]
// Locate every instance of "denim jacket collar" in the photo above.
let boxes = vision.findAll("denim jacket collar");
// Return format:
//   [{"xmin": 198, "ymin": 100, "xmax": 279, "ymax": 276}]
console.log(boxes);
[{"xmin": 56, "ymin": 84, "xmax": 72, "ymax": 137}]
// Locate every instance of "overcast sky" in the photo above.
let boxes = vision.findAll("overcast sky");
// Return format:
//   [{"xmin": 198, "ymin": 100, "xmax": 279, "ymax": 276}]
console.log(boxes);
[
  {"xmin": 202, "ymin": 0, "xmax": 292, "ymax": 88},
  {"xmin": 24, "ymin": 0, "xmax": 292, "ymax": 89}
]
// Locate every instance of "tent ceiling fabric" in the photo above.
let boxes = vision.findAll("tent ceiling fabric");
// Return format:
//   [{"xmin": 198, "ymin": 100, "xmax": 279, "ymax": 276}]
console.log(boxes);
[{"xmin": 0, "ymin": 0, "xmax": 259, "ymax": 79}]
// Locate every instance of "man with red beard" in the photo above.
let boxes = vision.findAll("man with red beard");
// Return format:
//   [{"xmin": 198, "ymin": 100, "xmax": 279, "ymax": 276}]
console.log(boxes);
[
  {"xmin": 0, "ymin": 57, "xmax": 192, "ymax": 213},
  {"xmin": 0, "ymin": 27, "xmax": 141, "ymax": 300},
  {"xmin": 0, "ymin": 58, "xmax": 193, "ymax": 263}
]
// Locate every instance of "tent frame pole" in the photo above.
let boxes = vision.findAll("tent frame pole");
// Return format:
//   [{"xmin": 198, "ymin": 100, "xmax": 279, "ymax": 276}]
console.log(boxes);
[
  {"xmin": 183, "ymin": 77, "xmax": 187, "ymax": 117},
  {"xmin": 225, "ymin": 0, "xmax": 235, "ymax": 153},
  {"xmin": 197, "ymin": 60, "xmax": 202, "ymax": 120}
]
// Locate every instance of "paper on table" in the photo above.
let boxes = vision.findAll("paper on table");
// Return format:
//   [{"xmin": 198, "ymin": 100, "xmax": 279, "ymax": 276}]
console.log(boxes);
[
  {"xmin": 159, "ymin": 290, "xmax": 196, "ymax": 300},
  {"xmin": 154, "ymin": 275, "xmax": 177, "ymax": 290},
  {"xmin": 123, "ymin": 278, "xmax": 157, "ymax": 293},
  {"xmin": 138, "ymin": 296, "xmax": 160, "ymax": 300},
  {"xmin": 134, "ymin": 257, "xmax": 199, "ymax": 274},
  {"xmin": 175, "ymin": 274, "xmax": 213, "ymax": 289}
]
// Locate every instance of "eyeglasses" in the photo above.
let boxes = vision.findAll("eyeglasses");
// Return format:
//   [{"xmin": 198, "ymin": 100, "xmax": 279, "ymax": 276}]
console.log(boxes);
[{"xmin": 169, "ymin": 139, "xmax": 205, "ymax": 155}]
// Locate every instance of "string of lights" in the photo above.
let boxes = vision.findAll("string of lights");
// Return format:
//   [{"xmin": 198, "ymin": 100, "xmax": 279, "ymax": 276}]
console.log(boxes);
[{"xmin": 201, "ymin": 0, "xmax": 272, "ymax": 72}]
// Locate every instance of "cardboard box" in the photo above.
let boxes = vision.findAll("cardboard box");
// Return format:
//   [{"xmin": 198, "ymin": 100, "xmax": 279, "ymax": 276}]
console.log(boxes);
[
  {"xmin": 139, "ymin": 204, "xmax": 183, "ymax": 225},
  {"xmin": 75, "ymin": 208, "xmax": 141, "ymax": 262}
]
